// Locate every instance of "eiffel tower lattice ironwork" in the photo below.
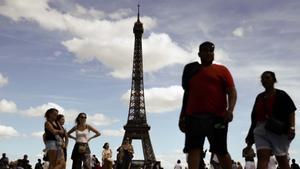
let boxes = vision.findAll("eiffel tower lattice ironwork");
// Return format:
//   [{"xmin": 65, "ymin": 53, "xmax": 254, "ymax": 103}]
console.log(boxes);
[{"xmin": 121, "ymin": 4, "xmax": 159, "ymax": 169}]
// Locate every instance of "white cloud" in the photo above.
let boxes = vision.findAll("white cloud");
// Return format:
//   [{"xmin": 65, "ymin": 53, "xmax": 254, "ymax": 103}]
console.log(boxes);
[
  {"xmin": 20, "ymin": 102, "xmax": 78, "ymax": 124},
  {"xmin": 31, "ymin": 131, "xmax": 44, "ymax": 138},
  {"xmin": 0, "ymin": 73, "xmax": 9, "ymax": 87},
  {"xmin": 72, "ymin": 4, "xmax": 105, "ymax": 20},
  {"xmin": 289, "ymin": 149, "xmax": 298, "ymax": 157},
  {"xmin": 21, "ymin": 102, "xmax": 65, "ymax": 117},
  {"xmin": 19, "ymin": 102, "xmax": 118, "ymax": 126},
  {"xmin": 0, "ymin": 99, "xmax": 18, "ymax": 113},
  {"xmin": 101, "ymin": 129, "xmax": 124, "ymax": 137},
  {"xmin": 0, "ymin": 0, "xmax": 68, "ymax": 31},
  {"xmin": 233, "ymin": 27, "xmax": 244, "ymax": 37},
  {"xmin": 0, "ymin": 0, "xmax": 194, "ymax": 79},
  {"xmin": 0, "ymin": 124, "xmax": 19, "ymax": 139},
  {"xmin": 20, "ymin": 102, "xmax": 80, "ymax": 124},
  {"xmin": 87, "ymin": 113, "xmax": 119, "ymax": 126},
  {"xmin": 121, "ymin": 85, "xmax": 184, "ymax": 113},
  {"xmin": 108, "ymin": 8, "xmax": 132, "ymax": 20},
  {"xmin": 214, "ymin": 48, "xmax": 232, "ymax": 64}
]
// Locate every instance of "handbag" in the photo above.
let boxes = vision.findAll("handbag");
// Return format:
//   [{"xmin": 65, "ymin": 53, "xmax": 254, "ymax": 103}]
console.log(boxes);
[
  {"xmin": 78, "ymin": 144, "xmax": 87, "ymax": 154},
  {"xmin": 265, "ymin": 117, "xmax": 286, "ymax": 135}
]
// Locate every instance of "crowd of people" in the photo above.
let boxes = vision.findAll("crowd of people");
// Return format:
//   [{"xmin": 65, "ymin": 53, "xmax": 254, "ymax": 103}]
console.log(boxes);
[
  {"xmin": 0, "ymin": 109, "xmax": 136, "ymax": 169},
  {"xmin": 42, "ymin": 109, "xmax": 134, "ymax": 169},
  {"xmin": 0, "ymin": 152, "xmax": 113, "ymax": 169},
  {"xmin": 1, "ymin": 41, "xmax": 298, "ymax": 169},
  {"xmin": 0, "ymin": 108, "xmax": 133, "ymax": 169}
]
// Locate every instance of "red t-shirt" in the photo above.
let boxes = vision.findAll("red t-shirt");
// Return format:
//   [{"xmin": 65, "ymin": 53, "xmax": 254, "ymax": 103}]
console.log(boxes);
[
  {"xmin": 254, "ymin": 95, "xmax": 275, "ymax": 122},
  {"xmin": 185, "ymin": 64, "xmax": 235, "ymax": 117}
]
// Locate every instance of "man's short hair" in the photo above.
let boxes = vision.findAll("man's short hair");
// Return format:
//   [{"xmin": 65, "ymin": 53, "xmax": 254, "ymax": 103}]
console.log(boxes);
[{"xmin": 199, "ymin": 41, "xmax": 215, "ymax": 52}]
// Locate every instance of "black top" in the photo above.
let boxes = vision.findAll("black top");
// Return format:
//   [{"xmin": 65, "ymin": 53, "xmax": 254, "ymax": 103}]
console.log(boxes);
[
  {"xmin": 44, "ymin": 121, "xmax": 60, "ymax": 141},
  {"xmin": 246, "ymin": 89, "xmax": 297, "ymax": 143}
]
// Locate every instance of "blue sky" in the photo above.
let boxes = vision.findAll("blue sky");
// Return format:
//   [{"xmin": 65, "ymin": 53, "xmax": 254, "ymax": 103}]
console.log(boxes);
[{"xmin": 0, "ymin": 0, "xmax": 300, "ymax": 168}]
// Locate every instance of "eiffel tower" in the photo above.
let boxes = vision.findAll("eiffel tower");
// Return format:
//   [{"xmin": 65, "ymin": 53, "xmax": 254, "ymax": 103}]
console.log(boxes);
[{"xmin": 120, "ymin": 4, "xmax": 160, "ymax": 169}]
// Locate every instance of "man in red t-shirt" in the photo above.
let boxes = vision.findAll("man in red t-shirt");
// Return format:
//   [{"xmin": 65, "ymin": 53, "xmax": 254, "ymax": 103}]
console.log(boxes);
[{"xmin": 179, "ymin": 41, "xmax": 237, "ymax": 169}]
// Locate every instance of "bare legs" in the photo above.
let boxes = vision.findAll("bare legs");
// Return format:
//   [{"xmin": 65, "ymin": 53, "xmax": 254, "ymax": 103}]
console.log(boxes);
[
  {"xmin": 187, "ymin": 149, "xmax": 232, "ymax": 169},
  {"xmin": 276, "ymin": 155, "xmax": 290, "ymax": 169},
  {"xmin": 48, "ymin": 149, "xmax": 66, "ymax": 169},
  {"xmin": 187, "ymin": 149, "xmax": 201, "ymax": 169},
  {"xmin": 257, "ymin": 149, "xmax": 290, "ymax": 169},
  {"xmin": 216, "ymin": 153, "xmax": 232, "ymax": 169},
  {"xmin": 48, "ymin": 150, "xmax": 58, "ymax": 169}
]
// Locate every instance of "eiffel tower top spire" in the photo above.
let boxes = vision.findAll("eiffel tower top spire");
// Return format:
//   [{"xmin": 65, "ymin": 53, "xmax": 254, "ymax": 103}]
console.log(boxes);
[
  {"xmin": 134, "ymin": 3, "xmax": 143, "ymax": 35},
  {"xmin": 137, "ymin": 3, "xmax": 140, "ymax": 21}
]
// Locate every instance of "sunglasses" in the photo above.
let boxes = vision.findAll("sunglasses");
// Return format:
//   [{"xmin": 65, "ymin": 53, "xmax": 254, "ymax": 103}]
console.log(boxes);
[{"xmin": 79, "ymin": 116, "xmax": 87, "ymax": 119}]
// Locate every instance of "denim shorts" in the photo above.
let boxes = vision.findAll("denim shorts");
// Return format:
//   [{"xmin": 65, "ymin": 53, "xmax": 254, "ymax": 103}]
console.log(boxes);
[
  {"xmin": 253, "ymin": 122, "xmax": 290, "ymax": 156},
  {"xmin": 45, "ymin": 140, "xmax": 60, "ymax": 150}
]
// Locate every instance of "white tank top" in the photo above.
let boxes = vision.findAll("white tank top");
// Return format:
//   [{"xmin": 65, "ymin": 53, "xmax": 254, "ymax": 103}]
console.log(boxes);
[{"xmin": 76, "ymin": 128, "xmax": 89, "ymax": 143}]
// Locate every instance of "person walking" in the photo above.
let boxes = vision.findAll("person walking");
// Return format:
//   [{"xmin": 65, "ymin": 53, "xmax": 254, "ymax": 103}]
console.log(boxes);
[
  {"xmin": 246, "ymin": 71, "xmax": 296, "ymax": 169},
  {"xmin": 68, "ymin": 112, "xmax": 101, "ymax": 169},
  {"xmin": 179, "ymin": 41, "xmax": 237, "ymax": 169}
]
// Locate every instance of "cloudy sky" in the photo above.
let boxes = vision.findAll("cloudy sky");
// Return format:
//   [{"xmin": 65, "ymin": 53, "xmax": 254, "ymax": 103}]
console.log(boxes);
[{"xmin": 0, "ymin": 0, "xmax": 300, "ymax": 168}]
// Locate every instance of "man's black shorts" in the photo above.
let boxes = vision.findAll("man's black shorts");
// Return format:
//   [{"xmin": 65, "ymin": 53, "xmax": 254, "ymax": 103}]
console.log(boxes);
[{"xmin": 183, "ymin": 115, "xmax": 229, "ymax": 155}]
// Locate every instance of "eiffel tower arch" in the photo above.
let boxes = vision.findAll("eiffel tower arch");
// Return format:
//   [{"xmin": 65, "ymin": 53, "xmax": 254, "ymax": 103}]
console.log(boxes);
[{"xmin": 119, "ymin": 4, "xmax": 160, "ymax": 169}]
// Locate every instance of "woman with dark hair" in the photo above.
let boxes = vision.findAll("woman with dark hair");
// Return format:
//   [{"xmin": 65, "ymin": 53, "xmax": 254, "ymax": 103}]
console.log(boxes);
[
  {"xmin": 102, "ymin": 142, "xmax": 113, "ymax": 169},
  {"xmin": 56, "ymin": 114, "xmax": 68, "ymax": 162},
  {"xmin": 68, "ymin": 112, "xmax": 101, "ymax": 169},
  {"xmin": 44, "ymin": 108, "xmax": 65, "ymax": 169},
  {"xmin": 246, "ymin": 71, "xmax": 297, "ymax": 169}
]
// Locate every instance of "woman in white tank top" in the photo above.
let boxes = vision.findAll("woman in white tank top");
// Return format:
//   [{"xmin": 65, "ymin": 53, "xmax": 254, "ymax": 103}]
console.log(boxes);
[{"xmin": 68, "ymin": 112, "xmax": 101, "ymax": 169}]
